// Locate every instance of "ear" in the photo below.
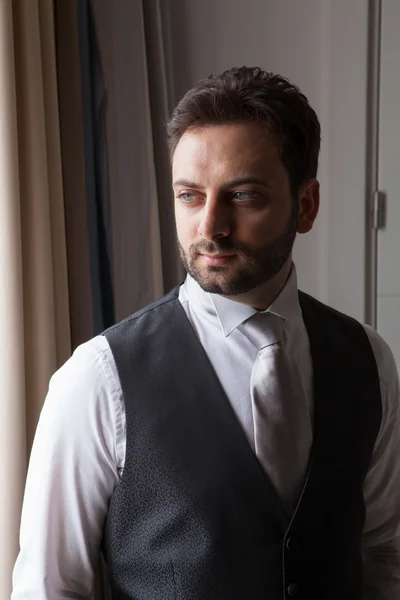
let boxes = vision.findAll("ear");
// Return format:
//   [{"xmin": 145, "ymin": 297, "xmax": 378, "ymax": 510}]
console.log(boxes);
[{"xmin": 296, "ymin": 179, "xmax": 320, "ymax": 234}]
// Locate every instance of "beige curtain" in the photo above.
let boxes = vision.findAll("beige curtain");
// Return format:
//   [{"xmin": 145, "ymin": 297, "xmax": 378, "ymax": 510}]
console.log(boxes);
[{"xmin": 0, "ymin": 0, "xmax": 71, "ymax": 597}]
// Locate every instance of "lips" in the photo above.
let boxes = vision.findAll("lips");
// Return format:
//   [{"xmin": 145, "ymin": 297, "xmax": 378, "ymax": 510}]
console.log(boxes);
[{"xmin": 199, "ymin": 253, "xmax": 236, "ymax": 266}]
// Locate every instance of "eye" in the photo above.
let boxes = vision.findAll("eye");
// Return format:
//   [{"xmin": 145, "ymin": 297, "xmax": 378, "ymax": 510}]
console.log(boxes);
[
  {"xmin": 178, "ymin": 192, "xmax": 199, "ymax": 203},
  {"xmin": 233, "ymin": 191, "xmax": 259, "ymax": 202}
]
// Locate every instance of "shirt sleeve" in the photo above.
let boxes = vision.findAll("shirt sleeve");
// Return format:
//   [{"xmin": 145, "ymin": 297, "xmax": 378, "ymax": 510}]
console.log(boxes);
[
  {"xmin": 11, "ymin": 336, "xmax": 122, "ymax": 600},
  {"xmin": 362, "ymin": 325, "xmax": 400, "ymax": 598}
]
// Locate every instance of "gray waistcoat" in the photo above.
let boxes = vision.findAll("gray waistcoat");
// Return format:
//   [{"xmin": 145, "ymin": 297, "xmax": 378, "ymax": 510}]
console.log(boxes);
[{"xmin": 102, "ymin": 288, "xmax": 381, "ymax": 600}]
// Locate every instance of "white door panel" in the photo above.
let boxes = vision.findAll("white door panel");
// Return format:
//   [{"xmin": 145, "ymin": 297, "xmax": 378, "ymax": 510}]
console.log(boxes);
[{"xmin": 377, "ymin": 0, "xmax": 400, "ymax": 371}]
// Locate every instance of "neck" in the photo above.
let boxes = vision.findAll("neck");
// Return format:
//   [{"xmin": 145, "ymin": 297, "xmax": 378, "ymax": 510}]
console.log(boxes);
[{"xmin": 223, "ymin": 259, "xmax": 293, "ymax": 310}]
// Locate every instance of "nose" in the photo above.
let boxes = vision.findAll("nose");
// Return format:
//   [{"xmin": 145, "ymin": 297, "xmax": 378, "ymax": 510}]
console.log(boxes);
[{"xmin": 197, "ymin": 197, "xmax": 231, "ymax": 241}]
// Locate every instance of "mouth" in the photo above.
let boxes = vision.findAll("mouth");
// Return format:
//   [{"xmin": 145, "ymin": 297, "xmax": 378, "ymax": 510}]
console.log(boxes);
[{"xmin": 198, "ymin": 253, "xmax": 237, "ymax": 266}]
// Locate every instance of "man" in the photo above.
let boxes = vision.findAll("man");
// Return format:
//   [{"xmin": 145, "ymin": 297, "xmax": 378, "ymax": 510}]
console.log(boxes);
[{"xmin": 12, "ymin": 67, "xmax": 400, "ymax": 599}]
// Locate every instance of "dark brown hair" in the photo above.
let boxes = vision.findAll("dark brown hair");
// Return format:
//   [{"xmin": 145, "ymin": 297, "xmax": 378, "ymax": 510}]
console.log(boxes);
[{"xmin": 167, "ymin": 66, "xmax": 321, "ymax": 194}]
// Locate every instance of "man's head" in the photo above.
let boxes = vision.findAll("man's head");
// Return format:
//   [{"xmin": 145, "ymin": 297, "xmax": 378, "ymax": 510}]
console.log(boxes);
[{"xmin": 168, "ymin": 66, "xmax": 320, "ymax": 300}]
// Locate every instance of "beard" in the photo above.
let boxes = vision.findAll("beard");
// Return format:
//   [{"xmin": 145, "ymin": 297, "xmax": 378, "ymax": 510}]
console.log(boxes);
[{"xmin": 178, "ymin": 205, "xmax": 298, "ymax": 296}]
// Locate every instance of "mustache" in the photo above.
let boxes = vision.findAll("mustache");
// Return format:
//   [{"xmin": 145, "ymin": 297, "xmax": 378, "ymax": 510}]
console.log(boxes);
[{"xmin": 189, "ymin": 239, "xmax": 250, "ymax": 256}]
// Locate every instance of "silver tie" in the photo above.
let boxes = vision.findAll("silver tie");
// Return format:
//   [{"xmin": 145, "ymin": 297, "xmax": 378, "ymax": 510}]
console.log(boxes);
[{"xmin": 242, "ymin": 312, "xmax": 312, "ymax": 514}]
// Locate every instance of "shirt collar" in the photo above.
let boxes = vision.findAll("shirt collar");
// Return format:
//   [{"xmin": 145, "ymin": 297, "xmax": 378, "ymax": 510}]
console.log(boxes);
[{"xmin": 183, "ymin": 264, "xmax": 304, "ymax": 338}]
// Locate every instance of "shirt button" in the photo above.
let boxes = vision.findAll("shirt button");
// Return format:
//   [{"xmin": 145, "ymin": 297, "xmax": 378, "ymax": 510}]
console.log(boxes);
[
  {"xmin": 287, "ymin": 583, "xmax": 301, "ymax": 598},
  {"xmin": 286, "ymin": 536, "xmax": 301, "ymax": 552}
]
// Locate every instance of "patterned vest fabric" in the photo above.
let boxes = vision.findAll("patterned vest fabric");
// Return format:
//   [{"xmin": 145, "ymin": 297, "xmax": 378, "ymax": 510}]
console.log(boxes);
[{"xmin": 102, "ymin": 288, "xmax": 382, "ymax": 600}]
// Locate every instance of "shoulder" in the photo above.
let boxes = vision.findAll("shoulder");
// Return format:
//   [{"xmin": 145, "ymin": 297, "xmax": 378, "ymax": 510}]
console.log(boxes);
[
  {"xmin": 298, "ymin": 291, "xmax": 374, "ymax": 358},
  {"xmin": 103, "ymin": 287, "xmax": 181, "ymax": 339},
  {"xmin": 50, "ymin": 335, "xmax": 113, "ymax": 388},
  {"xmin": 46, "ymin": 335, "xmax": 120, "ymax": 424},
  {"xmin": 298, "ymin": 290, "xmax": 361, "ymax": 327},
  {"xmin": 362, "ymin": 325, "xmax": 399, "ymax": 400},
  {"xmin": 300, "ymin": 290, "xmax": 399, "ymax": 403}
]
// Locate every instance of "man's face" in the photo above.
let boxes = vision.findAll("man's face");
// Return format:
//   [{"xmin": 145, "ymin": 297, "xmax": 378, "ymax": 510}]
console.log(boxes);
[{"xmin": 173, "ymin": 122, "xmax": 298, "ymax": 296}]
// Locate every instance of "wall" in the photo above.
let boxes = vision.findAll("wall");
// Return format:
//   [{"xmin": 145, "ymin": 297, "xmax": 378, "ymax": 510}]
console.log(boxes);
[{"xmin": 163, "ymin": 0, "xmax": 371, "ymax": 321}]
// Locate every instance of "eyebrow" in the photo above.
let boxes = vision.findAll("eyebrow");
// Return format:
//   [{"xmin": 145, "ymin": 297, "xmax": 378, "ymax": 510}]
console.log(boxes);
[{"xmin": 173, "ymin": 177, "xmax": 270, "ymax": 190}]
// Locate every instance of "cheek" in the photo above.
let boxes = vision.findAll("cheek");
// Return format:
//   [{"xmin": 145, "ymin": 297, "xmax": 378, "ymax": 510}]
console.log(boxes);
[
  {"xmin": 238, "ymin": 206, "xmax": 291, "ymax": 245},
  {"xmin": 175, "ymin": 205, "xmax": 198, "ymax": 248}
]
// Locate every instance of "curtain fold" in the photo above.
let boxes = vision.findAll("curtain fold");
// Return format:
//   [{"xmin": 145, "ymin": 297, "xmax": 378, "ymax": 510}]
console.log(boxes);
[
  {"xmin": 0, "ymin": 0, "xmax": 71, "ymax": 596},
  {"xmin": 86, "ymin": 0, "xmax": 166, "ymax": 322},
  {"xmin": 56, "ymin": 0, "xmax": 172, "ymax": 342},
  {"xmin": 143, "ymin": 0, "xmax": 184, "ymax": 292},
  {"xmin": 77, "ymin": 0, "xmax": 115, "ymax": 333}
]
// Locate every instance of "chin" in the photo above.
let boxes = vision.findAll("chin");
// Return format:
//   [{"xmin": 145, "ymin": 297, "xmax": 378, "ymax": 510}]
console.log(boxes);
[{"xmin": 192, "ymin": 270, "xmax": 253, "ymax": 296}]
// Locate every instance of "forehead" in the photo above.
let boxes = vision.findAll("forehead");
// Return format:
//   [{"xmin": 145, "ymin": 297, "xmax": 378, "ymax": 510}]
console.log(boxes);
[{"xmin": 172, "ymin": 123, "xmax": 283, "ymax": 183}]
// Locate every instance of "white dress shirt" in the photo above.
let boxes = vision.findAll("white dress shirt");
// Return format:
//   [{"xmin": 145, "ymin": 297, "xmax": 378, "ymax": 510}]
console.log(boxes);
[{"xmin": 12, "ymin": 268, "xmax": 400, "ymax": 599}]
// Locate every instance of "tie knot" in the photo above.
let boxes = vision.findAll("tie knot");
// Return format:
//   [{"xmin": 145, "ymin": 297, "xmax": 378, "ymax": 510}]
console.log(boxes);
[{"xmin": 241, "ymin": 312, "xmax": 285, "ymax": 351}]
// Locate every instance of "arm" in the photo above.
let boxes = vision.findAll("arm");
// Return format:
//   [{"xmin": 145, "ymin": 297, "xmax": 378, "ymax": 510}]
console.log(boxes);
[
  {"xmin": 362, "ymin": 326, "xmax": 400, "ymax": 599},
  {"xmin": 11, "ymin": 336, "xmax": 122, "ymax": 599},
  {"xmin": 363, "ymin": 541, "xmax": 400, "ymax": 600}
]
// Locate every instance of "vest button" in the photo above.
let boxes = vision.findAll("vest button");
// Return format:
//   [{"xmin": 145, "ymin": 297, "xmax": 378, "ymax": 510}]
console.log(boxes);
[
  {"xmin": 287, "ymin": 583, "xmax": 301, "ymax": 598},
  {"xmin": 286, "ymin": 536, "xmax": 301, "ymax": 552}
]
